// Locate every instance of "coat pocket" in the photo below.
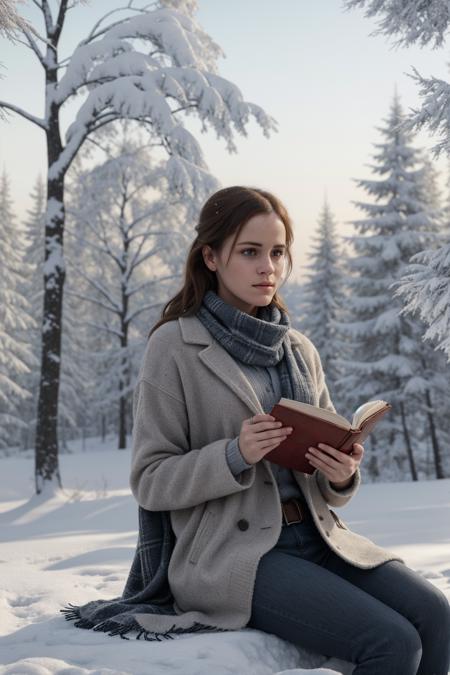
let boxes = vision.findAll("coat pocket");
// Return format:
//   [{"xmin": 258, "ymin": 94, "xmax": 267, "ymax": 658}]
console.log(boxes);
[
  {"xmin": 330, "ymin": 509, "xmax": 347, "ymax": 530},
  {"xmin": 189, "ymin": 509, "xmax": 214, "ymax": 564}
]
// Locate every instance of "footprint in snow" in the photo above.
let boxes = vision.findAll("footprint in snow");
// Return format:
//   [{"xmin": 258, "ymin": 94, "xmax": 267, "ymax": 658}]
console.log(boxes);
[{"xmin": 8, "ymin": 594, "xmax": 41, "ymax": 607}]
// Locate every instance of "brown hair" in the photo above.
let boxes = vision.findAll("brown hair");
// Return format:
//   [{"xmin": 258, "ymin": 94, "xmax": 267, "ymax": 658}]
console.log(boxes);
[{"xmin": 149, "ymin": 185, "xmax": 294, "ymax": 338}]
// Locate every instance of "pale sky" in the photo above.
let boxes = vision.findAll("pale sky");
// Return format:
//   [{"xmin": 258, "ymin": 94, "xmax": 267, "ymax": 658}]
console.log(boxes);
[{"xmin": 1, "ymin": 0, "xmax": 449, "ymax": 283}]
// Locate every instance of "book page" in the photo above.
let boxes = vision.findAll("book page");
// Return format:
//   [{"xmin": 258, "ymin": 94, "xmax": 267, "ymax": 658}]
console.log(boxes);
[
  {"xmin": 278, "ymin": 398, "xmax": 351, "ymax": 430},
  {"xmin": 352, "ymin": 400, "xmax": 389, "ymax": 429}
]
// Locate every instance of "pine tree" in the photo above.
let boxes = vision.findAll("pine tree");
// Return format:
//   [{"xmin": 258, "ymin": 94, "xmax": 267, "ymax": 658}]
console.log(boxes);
[
  {"xmin": 345, "ymin": 0, "xmax": 450, "ymax": 364},
  {"xmin": 20, "ymin": 175, "xmax": 45, "ymax": 450},
  {"xmin": 336, "ymin": 93, "xmax": 446, "ymax": 481},
  {"xmin": 0, "ymin": 171, "xmax": 36, "ymax": 448},
  {"xmin": 394, "ymin": 158, "xmax": 450, "ymax": 362},
  {"xmin": 392, "ymin": 154, "xmax": 450, "ymax": 479},
  {"xmin": 296, "ymin": 198, "xmax": 348, "ymax": 411}
]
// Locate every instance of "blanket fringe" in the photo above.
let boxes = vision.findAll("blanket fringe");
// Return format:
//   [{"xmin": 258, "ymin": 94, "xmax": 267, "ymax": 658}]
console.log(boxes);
[{"xmin": 60, "ymin": 603, "xmax": 228, "ymax": 641}]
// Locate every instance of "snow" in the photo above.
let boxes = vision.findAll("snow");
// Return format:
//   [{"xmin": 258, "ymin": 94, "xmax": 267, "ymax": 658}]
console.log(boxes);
[{"xmin": 0, "ymin": 439, "xmax": 449, "ymax": 674}]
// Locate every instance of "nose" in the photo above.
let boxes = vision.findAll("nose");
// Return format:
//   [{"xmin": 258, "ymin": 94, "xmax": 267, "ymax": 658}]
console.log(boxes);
[{"xmin": 258, "ymin": 254, "xmax": 276, "ymax": 274}]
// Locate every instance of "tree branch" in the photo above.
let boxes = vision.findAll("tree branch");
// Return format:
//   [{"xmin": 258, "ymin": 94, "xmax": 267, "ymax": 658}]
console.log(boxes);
[
  {"xmin": 82, "ymin": 4, "xmax": 139, "ymax": 45},
  {"xmin": 22, "ymin": 29, "xmax": 46, "ymax": 67},
  {"xmin": 126, "ymin": 299, "xmax": 168, "ymax": 324},
  {"xmin": 41, "ymin": 0, "xmax": 54, "ymax": 34},
  {"xmin": 0, "ymin": 101, "xmax": 47, "ymax": 129},
  {"xmin": 65, "ymin": 225, "xmax": 121, "ymax": 269},
  {"xmin": 128, "ymin": 273, "xmax": 178, "ymax": 298},
  {"xmin": 66, "ymin": 214, "xmax": 124, "ymax": 271},
  {"xmin": 133, "ymin": 245, "xmax": 166, "ymax": 271},
  {"xmin": 171, "ymin": 103, "xmax": 198, "ymax": 115},
  {"xmin": 66, "ymin": 287, "xmax": 121, "ymax": 317},
  {"xmin": 70, "ymin": 268, "xmax": 122, "ymax": 314},
  {"xmin": 78, "ymin": 316, "xmax": 124, "ymax": 339},
  {"xmin": 54, "ymin": 0, "xmax": 69, "ymax": 43}
]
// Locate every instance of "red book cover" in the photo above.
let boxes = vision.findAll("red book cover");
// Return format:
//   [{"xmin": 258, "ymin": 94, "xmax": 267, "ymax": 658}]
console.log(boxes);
[{"xmin": 265, "ymin": 399, "xmax": 392, "ymax": 474}]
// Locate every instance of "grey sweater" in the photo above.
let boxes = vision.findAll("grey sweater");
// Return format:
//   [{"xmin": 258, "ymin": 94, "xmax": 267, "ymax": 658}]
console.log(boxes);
[{"xmin": 225, "ymin": 362, "xmax": 305, "ymax": 502}]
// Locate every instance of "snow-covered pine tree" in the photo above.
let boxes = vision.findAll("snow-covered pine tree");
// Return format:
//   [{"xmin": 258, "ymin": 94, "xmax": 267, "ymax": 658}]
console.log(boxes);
[
  {"xmin": 345, "ymin": 0, "xmax": 450, "ymax": 365},
  {"xmin": 336, "ymin": 93, "xmax": 446, "ymax": 481},
  {"xmin": 66, "ymin": 125, "xmax": 192, "ymax": 449},
  {"xmin": 391, "ymin": 154, "xmax": 450, "ymax": 479},
  {"xmin": 344, "ymin": 0, "xmax": 449, "ymax": 48},
  {"xmin": 443, "ymin": 157, "xmax": 450, "ymax": 238},
  {"xmin": 20, "ymin": 175, "xmax": 45, "ymax": 451},
  {"xmin": 295, "ymin": 198, "xmax": 348, "ymax": 411},
  {"xmin": 280, "ymin": 278, "xmax": 303, "ymax": 327},
  {"xmin": 0, "ymin": 170, "xmax": 36, "ymax": 449},
  {"xmin": 393, "ymin": 157, "xmax": 450, "ymax": 362},
  {"xmin": 0, "ymin": 0, "xmax": 276, "ymax": 493}
]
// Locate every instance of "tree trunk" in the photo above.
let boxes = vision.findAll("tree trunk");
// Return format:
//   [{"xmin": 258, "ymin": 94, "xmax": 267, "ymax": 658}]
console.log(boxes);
[
  {"xmin": 118, "ymin": 314, "xmax": 129, "ymax": 450},
  {"xmin": 118, "ymin": 204, "xmax": 129, "ymax": 450},
  {"xmin": 399, "ymin": 401, "xmax": 417, "ymax": 480},
  {"xmin": 425, "ymin": 389, "xmax": 444, "ymax": 479},
  {"xmin": 34, "ymin": 45, "xmax": 65, "ymax": 493},
  {"xmin": 101, "ymin": 413, "xmax": 106, "ymax": 443}
]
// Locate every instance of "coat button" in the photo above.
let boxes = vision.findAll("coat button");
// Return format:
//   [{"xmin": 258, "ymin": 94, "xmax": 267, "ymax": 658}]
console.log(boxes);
[
  {"xmin": 318, "ymin": 515, "xmax": 324, "ymax": 521},
  {"xmin": 237, "ymin": 519, "xmax": 249, "ymax": 531},
  {"xmin": 325, "ymin": 530, "xmax": 330, "ymax": 537}
]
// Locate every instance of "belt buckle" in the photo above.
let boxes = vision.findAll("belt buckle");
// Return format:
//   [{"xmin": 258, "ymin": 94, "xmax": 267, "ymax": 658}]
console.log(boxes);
[{"xmin": 283, "ymin": 499, "xmax": 303, "ymax": 526}]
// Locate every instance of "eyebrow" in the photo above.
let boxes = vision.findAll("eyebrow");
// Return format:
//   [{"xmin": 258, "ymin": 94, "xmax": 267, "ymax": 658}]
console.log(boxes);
[{"xmin": 237, "ymin": 241, "xmax": 286, "ymax": 248}]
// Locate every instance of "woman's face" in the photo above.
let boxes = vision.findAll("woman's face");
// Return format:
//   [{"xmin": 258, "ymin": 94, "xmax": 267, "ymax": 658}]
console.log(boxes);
[{"xmin": 202, "ymin": 211, "xmax": 288, "ymax": 316}]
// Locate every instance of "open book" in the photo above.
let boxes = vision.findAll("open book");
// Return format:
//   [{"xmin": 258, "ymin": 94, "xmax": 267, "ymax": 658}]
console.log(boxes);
[{"xmin": 264, "ymin": 398, "xmax": 392, "ymax": 475}]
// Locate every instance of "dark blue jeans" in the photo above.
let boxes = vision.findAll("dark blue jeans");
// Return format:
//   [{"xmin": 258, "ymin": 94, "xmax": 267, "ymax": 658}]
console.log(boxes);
[{"xmin": 248, "ymin": 509, "xmax": 450, "ymax": 674}]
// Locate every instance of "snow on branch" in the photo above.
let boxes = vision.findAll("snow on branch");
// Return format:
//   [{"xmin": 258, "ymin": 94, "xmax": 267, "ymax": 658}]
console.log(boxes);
[
  {"xmin": 125, "ymin": 299, "xmax": 167, "ymax": 324},
  {"xmin": 72, "ymin": 268, "xmax": 122, "ymax": 314},
  {"xmin": 48, "ymin": 3, "xmax": 275, "ymax": 184},
  {"xmin": 403, "ymin": 68, "xmax": 450, "ymax": 158},
  {"xmin": 393, "ymin": 247, "xmax": 450, "ymax": 358},
  {"xmin": 65, "ymin": 290, "xmax": 123, "ymax": 330},
  {"xmin": 0, "ymin": 100, "xmax": 47, "ymax": 129},
  {"xmin": 344, "ymin": 0, "xmax": 450, "ymax": 48},
  {"xmin": 0, "ymin": 0, "xmax": 33, "ymax": 41},
  {"xmin": 22, "ymin": 28, "xmax": 47, "ymax": 67}
]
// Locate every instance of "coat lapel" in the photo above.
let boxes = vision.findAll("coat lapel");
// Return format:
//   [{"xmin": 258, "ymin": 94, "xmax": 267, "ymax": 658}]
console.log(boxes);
[{"xmin": 179, "ymin": 314, "xmax": 303, "ymax": 417}]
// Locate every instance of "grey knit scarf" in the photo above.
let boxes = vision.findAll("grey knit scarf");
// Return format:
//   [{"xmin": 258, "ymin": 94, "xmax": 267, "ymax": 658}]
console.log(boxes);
[
  {"xmin": 61, "ymin": 290, "xmax": 314, "ymax": 642},
  {"xmin": 196, "ymin": 289, "xmax": 315, "ymax": 405}
]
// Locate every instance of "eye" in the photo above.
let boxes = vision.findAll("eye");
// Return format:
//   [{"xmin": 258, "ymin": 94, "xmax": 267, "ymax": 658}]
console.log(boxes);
[{"xmin": 241, "ymin": 249, "xmax": 285, "ymax": 257}]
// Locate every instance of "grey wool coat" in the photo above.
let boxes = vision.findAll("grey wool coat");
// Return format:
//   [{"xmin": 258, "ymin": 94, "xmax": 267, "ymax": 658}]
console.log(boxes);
[{"xmin": 129, "ymin": 315, "xmax": 405, "ymax": 635}]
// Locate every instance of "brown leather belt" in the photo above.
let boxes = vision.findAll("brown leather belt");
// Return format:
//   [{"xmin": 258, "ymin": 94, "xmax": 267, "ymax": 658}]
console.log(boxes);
[{"xmin": 281, "ymin": 497, "xmax": 308, "ymax": 526}]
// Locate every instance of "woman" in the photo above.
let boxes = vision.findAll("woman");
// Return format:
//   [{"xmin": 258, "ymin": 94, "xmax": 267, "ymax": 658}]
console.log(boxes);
[{"xmin": 130, "ymin": 186, "xmax": 450, "ymax": 673}]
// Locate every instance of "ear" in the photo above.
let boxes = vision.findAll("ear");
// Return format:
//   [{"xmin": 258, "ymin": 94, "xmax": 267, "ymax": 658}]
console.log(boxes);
[{"xmin": 202, "ymin": 245, "xmax": 217, "ymax": 272}]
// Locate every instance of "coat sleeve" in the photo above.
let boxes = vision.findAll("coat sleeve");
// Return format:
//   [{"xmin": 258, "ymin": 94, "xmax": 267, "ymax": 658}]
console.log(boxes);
[
  {"xmin": 300, "ymin": 335, "xmax": 362, "ymax": 508},
  {"xmin": 129, "ymin": 377, "xmax": 256, "ymax": 511}
]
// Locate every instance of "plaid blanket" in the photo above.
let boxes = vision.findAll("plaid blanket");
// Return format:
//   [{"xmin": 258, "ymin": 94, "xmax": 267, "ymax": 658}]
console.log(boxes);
[{"xmin": 61, "ymin": 506, "xmax": 227, "ymax": 640}]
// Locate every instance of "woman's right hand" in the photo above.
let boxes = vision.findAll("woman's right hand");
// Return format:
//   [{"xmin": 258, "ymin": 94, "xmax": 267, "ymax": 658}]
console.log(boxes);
[{"xmin": 238, "ymin": 413, "xmax": 293, "ymax": 465}]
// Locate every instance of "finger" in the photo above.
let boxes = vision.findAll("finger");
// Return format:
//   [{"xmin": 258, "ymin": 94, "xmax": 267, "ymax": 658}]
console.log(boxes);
[
  {"xmin": 307, "ymin": 447, "xmax": 340, "ymax": 469},
  {"xmin": 317, "ymin": 443, "xmax": 342, "ymax": 457},
  {"xmin": 317, "ymin": 443, "xmax": 352, "ymax": 465},
  {"xmin": 307, "ymin": 457, "xmax": 336, "ymax": 480},
  {"xmin": 351, "ymin": 443, "xmax": 364, "ymax": 456},
  {"xmin": 245, "ymin": 414, "xmax": 272, "ymax": 426}
]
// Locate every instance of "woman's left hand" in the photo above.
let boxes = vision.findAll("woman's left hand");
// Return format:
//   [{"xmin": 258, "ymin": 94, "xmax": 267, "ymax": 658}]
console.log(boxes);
[{"xmin": 305, "ymin": 442, "xmax": 364, "ymax": 486}]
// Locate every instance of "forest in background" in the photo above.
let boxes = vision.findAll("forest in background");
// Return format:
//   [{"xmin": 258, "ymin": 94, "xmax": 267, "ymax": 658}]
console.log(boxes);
[{"xmin": 1, "ymin": 0, "xmax": 450, "ymax": 490}]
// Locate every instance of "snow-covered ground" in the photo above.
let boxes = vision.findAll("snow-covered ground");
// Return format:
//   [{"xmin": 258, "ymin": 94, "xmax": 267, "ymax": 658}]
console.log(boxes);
[{"xmin": 0, "ymin": 437, "xmax": 449, "ymax": 675}]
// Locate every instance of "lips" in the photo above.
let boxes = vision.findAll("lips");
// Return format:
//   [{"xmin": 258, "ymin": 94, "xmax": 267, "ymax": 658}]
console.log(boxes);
[{"xmin": 253, "ymin": 284, "xmax": 274, "ymax": 287}]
